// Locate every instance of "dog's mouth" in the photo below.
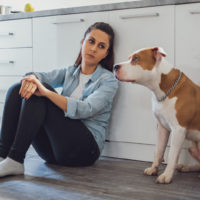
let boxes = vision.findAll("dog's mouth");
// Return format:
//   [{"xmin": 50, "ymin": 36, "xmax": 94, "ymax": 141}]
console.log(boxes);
[
  {"xmin": 116, "ymin": 77, "xmax": 136, "ymax": 83},
  {"xmin": 114, "ymin": 72, "xmax": 136, "ymax": 83}
]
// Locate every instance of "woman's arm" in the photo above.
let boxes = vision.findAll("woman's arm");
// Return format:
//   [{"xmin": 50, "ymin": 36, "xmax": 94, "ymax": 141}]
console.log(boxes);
[
  {"xmin": 45, "ymin": 90, "xmax": 67, "ymax": 112},
  {"xmin": 21, "ymin": 75, "xmax": 67, "ymax": 112}
]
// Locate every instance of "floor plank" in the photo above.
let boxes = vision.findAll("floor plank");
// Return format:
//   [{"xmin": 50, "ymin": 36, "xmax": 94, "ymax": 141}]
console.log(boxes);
[{"xmin": 0, "ymin": 147, "xmax": 199, "ymax": 200}]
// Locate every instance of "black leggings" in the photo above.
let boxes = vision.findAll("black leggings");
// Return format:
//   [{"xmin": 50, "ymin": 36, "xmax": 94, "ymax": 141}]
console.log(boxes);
[{"xmin": 0, "ymin": 83, "xmax": 100, "ymax": 166}]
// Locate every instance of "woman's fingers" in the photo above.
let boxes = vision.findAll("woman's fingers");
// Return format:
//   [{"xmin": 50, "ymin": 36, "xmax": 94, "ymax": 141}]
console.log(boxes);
[
  {"xmin": 24, "ymin": 83, "xmax": 34, "ymax": 99},
  {"xmin": 19, "ymin": 80, "xmax": 29, "ymax": 96},
  {"xmin": 25, "ymin": 84, "xmax": 37, "ymax": 99},
  {"xmin": 20, "ymin": 80, "xmax": 38, "ymax": 99}
]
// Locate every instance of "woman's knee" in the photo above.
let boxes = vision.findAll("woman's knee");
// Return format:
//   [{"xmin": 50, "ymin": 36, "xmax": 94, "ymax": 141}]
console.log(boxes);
[
  {"xmin": 7, "ymin": 82, "xmax": 21, "ymax": 94},
  {"xmin": 5, "ymin": 82, "xmax": 21, "ymax": 100}
]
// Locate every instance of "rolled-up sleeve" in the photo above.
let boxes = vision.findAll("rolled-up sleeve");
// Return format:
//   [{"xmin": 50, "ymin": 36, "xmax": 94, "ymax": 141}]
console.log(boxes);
[
  {"xmin": 65, "ymin": 75, "xmax": 118, "ymax": 119},
  {"xmin": 28, "ymin": 68, "xmax": 67, "ymax": 88}
]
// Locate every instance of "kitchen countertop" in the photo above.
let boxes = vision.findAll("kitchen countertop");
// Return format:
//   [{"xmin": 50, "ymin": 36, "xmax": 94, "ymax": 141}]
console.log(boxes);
[{"xmin": 0, "ymin": 0, "xmax": 199, "ymax": 21}]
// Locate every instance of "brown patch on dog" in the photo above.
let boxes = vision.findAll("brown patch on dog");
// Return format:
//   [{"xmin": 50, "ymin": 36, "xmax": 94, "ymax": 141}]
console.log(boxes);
[
  {"xmin": 160, "ymin": 69, "xmax": 200, "ymax": 130},
  {"xmin": 130, "ymin": 48, "xmax": 156, "ymax": 70}
]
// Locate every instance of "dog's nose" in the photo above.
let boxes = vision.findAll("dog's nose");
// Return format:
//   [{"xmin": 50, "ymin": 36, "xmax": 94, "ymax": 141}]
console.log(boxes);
[{"xmin": 114, "ymin": 65, "xmax": 120, "ymax": 71}]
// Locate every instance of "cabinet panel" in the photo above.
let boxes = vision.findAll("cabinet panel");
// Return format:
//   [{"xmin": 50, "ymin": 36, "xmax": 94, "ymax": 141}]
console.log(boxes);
[
  {"xmin": 0, "ymin": 76, "xmax": 21, "ymax": 103},
  {"xmin": 0, "ymin": 48, "xmax": 32, "ymax": 75},
  {"xmin": 33, "ymin": 12, "xmax": 109, "ymax": 72},
  {"xmin": 108, "ymin": 6, "xmax": 175, "ymax": 144},
  {"xmin": 109, "ymin": 5, "xmax": 175, "ymax": 63},
  {"xmin": 0, "ymin": 19, "xmax": 32, "ymax": 48},
  {"xmin": 176, "ymin": 3, "xmax": 200, "ymax": 85}
]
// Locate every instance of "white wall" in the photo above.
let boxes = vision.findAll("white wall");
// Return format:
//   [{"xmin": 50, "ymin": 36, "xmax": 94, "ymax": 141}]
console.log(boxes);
[{"xmin": 0, "ymin": 0, "xmax": 139, "ymax": 11}]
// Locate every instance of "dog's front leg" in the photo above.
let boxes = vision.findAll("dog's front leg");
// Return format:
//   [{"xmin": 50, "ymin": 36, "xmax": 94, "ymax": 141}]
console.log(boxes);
[
  {"xmin": 156, "ymin": 127, "xmax": 186, "ymax": 184},
  {"xmin": 144, "ymin": 120, "xmax": 170, "ymax": 176}
]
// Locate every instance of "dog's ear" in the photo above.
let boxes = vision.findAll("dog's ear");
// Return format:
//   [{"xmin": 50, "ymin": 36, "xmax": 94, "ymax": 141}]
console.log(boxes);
[
  {"xmin": 152, "ymin": 47, "xmax": 166, "ymax": 65},
  {"xmin": 152, "ymin": 47, "xmax": 167, "ymax": 57}
]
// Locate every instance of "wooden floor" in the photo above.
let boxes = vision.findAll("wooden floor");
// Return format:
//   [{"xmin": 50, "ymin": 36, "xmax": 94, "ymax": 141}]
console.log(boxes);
[{"xmin": 0, "ymin": 148, "xmax": 199, "ymax": 200}]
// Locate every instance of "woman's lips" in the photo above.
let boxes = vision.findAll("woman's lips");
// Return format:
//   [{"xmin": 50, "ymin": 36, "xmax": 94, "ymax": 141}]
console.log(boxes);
[{"xmin": 86, "ymin": 54, "xmax": 95, "ymax": 59}]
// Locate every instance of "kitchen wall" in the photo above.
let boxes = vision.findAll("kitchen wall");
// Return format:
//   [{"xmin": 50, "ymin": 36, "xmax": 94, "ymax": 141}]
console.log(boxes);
[{"xmin": 0, "ymin": 0, "xmax": 139, "ymax": 11}]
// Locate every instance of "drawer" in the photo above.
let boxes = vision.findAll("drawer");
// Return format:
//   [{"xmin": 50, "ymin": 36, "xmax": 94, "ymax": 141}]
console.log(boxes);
[
  {"xmin": 0, "ymin": 76, "xmax": 22, "ymax": 103},
  {"xmin": 0, "ymin": 19, "xmax": 32, "ymax": 48},
  {"xmin": 0, "ymin": 48, "xmax": 32, "ymax": 75}
]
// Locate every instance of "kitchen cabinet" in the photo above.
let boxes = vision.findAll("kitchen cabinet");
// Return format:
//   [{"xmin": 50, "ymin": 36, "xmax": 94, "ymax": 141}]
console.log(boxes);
[
  {"xmin": 0, "ymin": 19, "xmax": 32, "ymax": 48},
  {"xmin": 0, "ymin": 48, "xmax": 32, "ymax": 76},
  {"xmin": 0, "ymin": 19, "xmax": 32, "ymax": 128},
  {"xmin": 107, "ymin": 6, "xmax": 174, "ymax": 145},
  {"xmin": 103, "ymin": 4, "xmax": 199, "ymax": 164},
  {"xmin": 33, "ymin": 12, "xmax": 109, "ymax": 72},
  {"xmin": 175, "ymin": 3, "xmax": 200, "ymax": 85}
]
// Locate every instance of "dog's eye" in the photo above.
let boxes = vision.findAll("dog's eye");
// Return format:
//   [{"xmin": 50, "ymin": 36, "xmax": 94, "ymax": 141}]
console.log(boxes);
[{"xmin": 132, "ymin": 56, "xmax": 139, "ymax": 62}]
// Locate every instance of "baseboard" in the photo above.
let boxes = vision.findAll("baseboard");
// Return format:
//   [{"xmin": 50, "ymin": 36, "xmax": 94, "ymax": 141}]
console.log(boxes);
[{"xmin": 102, "ymin": 141, "xmax": 198, "ymax": 165}]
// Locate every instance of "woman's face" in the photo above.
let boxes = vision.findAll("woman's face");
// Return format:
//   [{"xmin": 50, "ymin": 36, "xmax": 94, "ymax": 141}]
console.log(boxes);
[{"xmin": 81, "ymin": 29, "xmax": 110, "ymax": 67}]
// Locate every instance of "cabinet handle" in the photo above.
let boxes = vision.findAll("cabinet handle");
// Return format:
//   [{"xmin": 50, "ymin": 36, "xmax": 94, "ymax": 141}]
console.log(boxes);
[
  {"xmin": 190, "ymin": 11, "xmax": 200, "ymax": 15},
  {"xmin": 120, "ymin": 13, "xmax": 159, "ymax": 19},
  {"xmin": 0, "ymin": 60, "xmax": 15, "ymax": 64},
  {"xmin": 52, "ymin": 18, "xmax": 85, "ymax": 25},
  {"xmin": 0, "ymin": 32, "xmax": 14, "ymax": 36}
]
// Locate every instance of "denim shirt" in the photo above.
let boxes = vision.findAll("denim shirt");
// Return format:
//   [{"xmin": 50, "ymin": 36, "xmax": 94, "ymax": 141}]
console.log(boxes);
[{"xmin": 34, "ymin": 65, "xmax": 119, "ymax": 153}]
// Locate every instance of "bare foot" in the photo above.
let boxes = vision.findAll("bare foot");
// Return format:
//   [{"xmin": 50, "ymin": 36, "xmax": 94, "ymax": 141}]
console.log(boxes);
[
  {"xmin": 189, "ymin": 147, "xmax": 200, "ymax": 162},
  {"xmin": 177, "ymin": 164, "xmax": 200, "ymax": 172}
]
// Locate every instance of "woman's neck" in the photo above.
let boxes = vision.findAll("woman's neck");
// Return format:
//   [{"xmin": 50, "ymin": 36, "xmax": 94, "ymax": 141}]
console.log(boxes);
[{"xmin": 81, "ymin": 62, "xmax": 98, "ymax": 75}]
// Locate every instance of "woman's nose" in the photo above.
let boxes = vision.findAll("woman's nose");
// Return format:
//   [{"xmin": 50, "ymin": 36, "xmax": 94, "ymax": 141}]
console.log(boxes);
[{"xmin": 91, "ymin": 45, "xmax": 97, "ymax": 52}]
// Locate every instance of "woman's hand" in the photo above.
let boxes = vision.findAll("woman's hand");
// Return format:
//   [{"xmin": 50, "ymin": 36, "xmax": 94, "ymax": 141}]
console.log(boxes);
[
  {"xmin": 21, "ymin": 75, "xmax": 50, "ymax": 98},
  {"xmin": 19, "ymin": 75, "xmax": 38, "ymax": 99}
]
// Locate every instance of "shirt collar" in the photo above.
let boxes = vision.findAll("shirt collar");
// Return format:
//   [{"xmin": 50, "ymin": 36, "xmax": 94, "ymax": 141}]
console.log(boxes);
[{"xmin": 73, "ymin": 64, "xmax": 103, "ymax": 82}]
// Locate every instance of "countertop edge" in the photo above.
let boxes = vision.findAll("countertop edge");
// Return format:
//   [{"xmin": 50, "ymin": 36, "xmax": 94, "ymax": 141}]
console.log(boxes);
[{"xmin": 0, "ymin": 0, "xmax": 199, "ymax": 21}]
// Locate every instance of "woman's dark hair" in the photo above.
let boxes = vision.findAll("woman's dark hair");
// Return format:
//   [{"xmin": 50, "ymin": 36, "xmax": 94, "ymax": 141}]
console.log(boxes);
[{"xmin": 74, "ymin": 22, "xmax": 115, "ymax": 72}]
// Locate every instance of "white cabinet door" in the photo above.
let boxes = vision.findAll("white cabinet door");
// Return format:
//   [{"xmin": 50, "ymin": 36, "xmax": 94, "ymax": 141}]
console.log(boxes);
[
  {"xmin": 0, "ymin": 19, "xmax": 32, "ymax": 48},
  {"xmin": 108, "ymin": 6, "xmax": 175, "ymax": 145},
  {"xmin": 0, "ymin": 48, "xmax": 32, "ymax": 75},
  {"xmin": 33, "ymin": 12, "xmax": 109, "ymax": 72},
  {"xmin": 176, "ymin": 3, "xmax": 200, "ymax": 86}
]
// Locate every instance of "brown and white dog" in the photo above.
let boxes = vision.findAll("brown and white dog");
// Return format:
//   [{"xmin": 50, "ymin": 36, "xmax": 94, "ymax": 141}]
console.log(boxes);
[{"xmin": 114, "ymin": 47, "xmax": 200, "ymax": 184}]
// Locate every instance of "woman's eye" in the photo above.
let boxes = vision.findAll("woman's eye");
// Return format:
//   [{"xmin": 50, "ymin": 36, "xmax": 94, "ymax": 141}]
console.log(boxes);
[
  {"xmin": 132, "ymin": 56, "xmax": 139, "ymax": 62},
  {"xmin": 89, "ymin": 39, "xmax": 94, "ymax": 44},
  {"xmin": 99, "ymin": 44, "xmax": 105, "ymax": 49}
]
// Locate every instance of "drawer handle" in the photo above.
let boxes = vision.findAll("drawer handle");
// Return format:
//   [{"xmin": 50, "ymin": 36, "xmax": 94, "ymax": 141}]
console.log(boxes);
[
  {"xmin": 190, "ymin": 11, "xmax": 200, "ymax": 15},
  {"xmin": 120, "ymin": 13, "xmax": 159, "ymax": 19},
  {"xmin": 0, "ymin": 32, "xmax": 14, "ymax": 36},
  {"xmin": 52, "ymin": 18, "xmax": 85, "ymax": 25},
  {"xmin": 0, "ymin": 60, "xmax": 15, "ymax": 64}
]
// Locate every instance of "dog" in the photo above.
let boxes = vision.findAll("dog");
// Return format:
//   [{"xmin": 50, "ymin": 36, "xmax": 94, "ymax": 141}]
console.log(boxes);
[{"xmin": 114, "ymin": 47, "xmax": 200, "ymax": 184}]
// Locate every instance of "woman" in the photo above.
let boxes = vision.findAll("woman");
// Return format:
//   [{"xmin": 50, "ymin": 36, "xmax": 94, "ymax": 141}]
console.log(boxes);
[{"xmin": 0, "ymin": 22, "xmax": 118, "ymax": 177}]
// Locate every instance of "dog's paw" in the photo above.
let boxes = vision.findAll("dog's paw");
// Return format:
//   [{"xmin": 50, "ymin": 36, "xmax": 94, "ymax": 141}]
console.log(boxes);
[
  {"xmin": 144, "ymin": 167, "xmax": 158, "ymax": 176},
  {"xmin": 156, "ymin": 173, "xmax": 172, "ymax": 184}
]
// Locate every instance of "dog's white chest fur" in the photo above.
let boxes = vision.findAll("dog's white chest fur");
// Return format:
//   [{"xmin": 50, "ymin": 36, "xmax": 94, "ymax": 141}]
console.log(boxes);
[{"xmin": 152, "ymin": 96, "xmax": 179, "ymax": 131}]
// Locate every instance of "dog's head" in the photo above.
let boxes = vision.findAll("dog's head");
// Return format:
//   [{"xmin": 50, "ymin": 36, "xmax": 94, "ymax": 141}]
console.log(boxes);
[{"xmin": 114, "ymin": 47, "xmax": 167, "ymax": 84}]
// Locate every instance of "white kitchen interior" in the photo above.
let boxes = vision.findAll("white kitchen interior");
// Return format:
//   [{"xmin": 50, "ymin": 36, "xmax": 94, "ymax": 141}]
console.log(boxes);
[
  {"xmin": 0, "ymin": 1, "xmax": 200, "ymax": 199},
  {"xmin": 0, "ymin": 0, "xmax": 200, "ymax": 165}
]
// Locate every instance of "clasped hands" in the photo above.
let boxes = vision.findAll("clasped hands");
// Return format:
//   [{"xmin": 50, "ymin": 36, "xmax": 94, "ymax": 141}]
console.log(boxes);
[{"xmin": 19, "ymin": 75, "xmax": 49, "ymax": 100}]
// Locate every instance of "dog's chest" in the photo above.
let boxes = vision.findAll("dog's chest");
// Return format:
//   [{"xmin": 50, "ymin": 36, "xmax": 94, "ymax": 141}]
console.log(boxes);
[{"xmin": 152, "ymin": 97, "xmax": 178, "ymax": 131}]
